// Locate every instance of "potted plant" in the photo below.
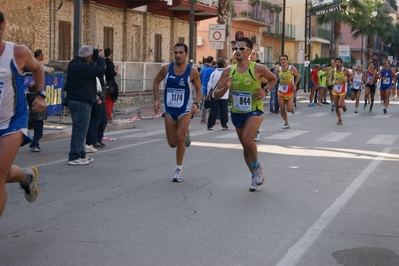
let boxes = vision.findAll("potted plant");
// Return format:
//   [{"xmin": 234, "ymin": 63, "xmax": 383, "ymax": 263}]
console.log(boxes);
[{"xmin": 272, "ymin": 4, "xmax": 282, "ymax": 13}]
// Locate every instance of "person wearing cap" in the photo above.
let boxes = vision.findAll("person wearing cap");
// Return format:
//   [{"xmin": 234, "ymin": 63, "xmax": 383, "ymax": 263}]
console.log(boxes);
[{"xmin": 318, "ymin": 64, "xmax": 328, "ymax": 105}]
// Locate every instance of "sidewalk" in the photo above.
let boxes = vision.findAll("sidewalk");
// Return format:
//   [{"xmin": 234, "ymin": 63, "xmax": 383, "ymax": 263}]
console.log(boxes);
[{"xmin": 36, "ymin": 90, "xmax": 309, "ymax": 141}]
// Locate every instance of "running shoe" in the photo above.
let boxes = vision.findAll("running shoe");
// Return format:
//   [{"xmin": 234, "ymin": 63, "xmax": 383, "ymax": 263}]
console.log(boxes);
[
  {"xmin": 207, "ymin": 127, "xmax": 213, "ymax": 130},
  {"xmin": 68, "ymin": 158, "xmax": 90, "ymax": 165},
  {"xmin": 85, "ymin": 144, "xmax": 98, "ymax": 153},
  {"xmin": 172, "ymin": 169, "xmax": 183, "ymax": 182},
  {"xmin": 331, "ymin": 103, "xmax": 335, "ymax": 112},
  {"xmin": 185, "ymin": 131, "xmax": 191, "ymax": 147},
  {"xmin": 343, "ymin": 105, "xmax": 347, "ymax": 112},
  {"xmin": 21, "ymin": 166, "xmax": 39, "ymax": 202},
  {"xmin": 83, "ymin": 157, "xmax": 94, "ymax": 163},
  {"xmin": 308, "ymin": 103, "xmax": 316, "ymax": 107},
  {"xmin": 249, "ymin": 178, "xmax": 259, "ymax": 192},
  {"xmin": 253, "ymin": 165, "xmax": 264, "ymax": 186},
  {"xmin": 363, "ymin": 104, "xmax": 367, "ymax": 110},
  {"xmin": 29, "ymin": 146, "xmax": 40, "ymax": 152},
  {"xmin": 369, "ymin": 108, "xmax": 372, "ymax": 113},
  {"xmin": 354, "ymin": 108, "xmax": 358, "ymax": 113},
  {"xmin": 282, "ymin": 122, "xmax": 290, "ymax": 129},
  {"xmin": 383, "ymin": 108, "xmax": 387, "ymax": 114},
  {"xmin": 337, "ymin": 119, "xmax": 343, "ymax": 125},
  {"xmin": 254, "ymin": 131, "xmax": 260, "ymax": 142}
]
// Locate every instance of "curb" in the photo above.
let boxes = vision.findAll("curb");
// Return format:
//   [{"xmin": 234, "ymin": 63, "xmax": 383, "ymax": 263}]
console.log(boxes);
[{"xmin": 39, "ymin": 120, "xmax": 135, "ymax": 142}]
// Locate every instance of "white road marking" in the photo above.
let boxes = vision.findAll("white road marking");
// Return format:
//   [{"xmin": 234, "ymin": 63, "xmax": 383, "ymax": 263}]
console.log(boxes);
[
  {"xmin": 275, "ymin": 147, "xmax": 391, "ymax": 266},
  {"xmin": 317, "ymin": 132, "xmax": 352, "ymax": 142},
  {"xmin": 366, "ymin": 134, "xmax": 398, "ymax": 145},
  {"xmin": 265, "ymin": 130, "xmax": 308, "ymax": 140}
]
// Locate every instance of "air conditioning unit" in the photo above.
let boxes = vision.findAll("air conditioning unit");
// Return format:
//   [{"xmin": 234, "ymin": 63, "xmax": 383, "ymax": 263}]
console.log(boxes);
[
  {"xmin": 197, "ymin": 36, "xmax": 204, "ymax": 46},
  {"xmin": 251, "ymin": 35, "xmax": 260, "ymax": 45}
]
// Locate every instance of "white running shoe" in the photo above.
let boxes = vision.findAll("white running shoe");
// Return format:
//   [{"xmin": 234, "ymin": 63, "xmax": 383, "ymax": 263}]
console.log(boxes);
[
  {"xmin": 172, "ymin": 169, "xmax": 183, "ymax": 182},
  {"xmin": 68, "ymin": 158, "xmax": 90, "ymax": 165},
  {"xmin": 85, "ymin": 144, "xmax": 98, "ymax": 153},
  {"xmin": 249, "ymin": 165, "xmax": 264, "ymax": 192},
  {"xmin": 83, "ymin": 157, "xmax": 94, "ymax": 163},
  {"xmin": 282, "ymin": 122, "xmax": 290, "ymax": 129},
  {"xmin": 254, "ymin": 131, "xmax": 260, "ymax": 142}
]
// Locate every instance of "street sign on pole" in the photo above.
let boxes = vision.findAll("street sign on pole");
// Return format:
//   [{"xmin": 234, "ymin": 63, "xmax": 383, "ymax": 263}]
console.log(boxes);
[
  {"xmin": 209, "ymin": 24, "xmax": 226, "ymax": 42},
  {"xmin": 210, "ymin": 42, "xmax": 224, "ymax": 50}
]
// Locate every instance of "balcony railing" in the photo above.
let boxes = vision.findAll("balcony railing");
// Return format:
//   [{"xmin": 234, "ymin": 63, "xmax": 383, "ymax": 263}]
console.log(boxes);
[
  {"xmin": 232, "ymin": 1, "xmax": 274, "ymax": 25},
  {"xmin": 186, "ymin": 0, "xmax": 218, "ymax": 7},
  {"xmin": 385, "ymin": 0, "xmax": 397, "ymax": 12},
  {"xmin": 263, "ymin": 22, "xmax": 295, "ymax": 39},
  {"xmin": 311, "ymin": 28, "xmax": 332, "ymax": 40}
]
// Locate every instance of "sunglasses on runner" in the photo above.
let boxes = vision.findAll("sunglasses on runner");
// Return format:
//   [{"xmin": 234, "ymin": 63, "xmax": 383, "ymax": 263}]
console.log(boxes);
[{"xmin": 233, "ymin": 46, "xmax": 250, "ymax": 51}]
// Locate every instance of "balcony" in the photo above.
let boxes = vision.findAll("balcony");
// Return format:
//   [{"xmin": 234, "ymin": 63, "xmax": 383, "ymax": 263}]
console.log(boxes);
[
  {"xmin": 93, "ymin": 0, "xmax": 218, "ymax": 21},
  {"xmin": 262, "ymin": 22, "xmax": 295, "ymax": 39},
  {"xmin": 384, "ymin": 0, "xmax": 397, "ymax": 13},
  {"xmin": 311, "ymin": 28, "xmax": 332, "ymax": 41},
  {"xmin": 232, "ymin": 0, "xmax": 274, "ymax": 27}
]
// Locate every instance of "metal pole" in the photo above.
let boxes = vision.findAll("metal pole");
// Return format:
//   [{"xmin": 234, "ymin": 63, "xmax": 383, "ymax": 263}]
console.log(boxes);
[
  {"xmin": 361, "ymin": 22, "xmax": 364, "ymax": 66},
  {"xmin": 303, "ymin": 0, "xmax": 308, "ymax": 92},
  {"xmin": 189, "ymin": 0, "xmax": 195, "ymax": 65},
  {"xmin": 330, "ymin": 13, "xmax": 334, "ymax": 59},
  {"xmin": 73, "ymin": 0, "xmax": 82, "ymax": 57},
  {"xmin": 281, "ymin": 0, "xmax": 286, "ymax": 55}
]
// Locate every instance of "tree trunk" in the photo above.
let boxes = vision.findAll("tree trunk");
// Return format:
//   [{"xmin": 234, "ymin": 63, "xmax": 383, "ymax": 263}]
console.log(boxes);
[
  {"xmin": 334, "ymin": 20, "xmax": 341, "ymax": 58},
  {"xmin": 367, "ymin": 36, "xmax": 374, "ymax": 63},
  {"xmin": 216, "ymin": 0, "xmax": 230, "ymax": 60}
]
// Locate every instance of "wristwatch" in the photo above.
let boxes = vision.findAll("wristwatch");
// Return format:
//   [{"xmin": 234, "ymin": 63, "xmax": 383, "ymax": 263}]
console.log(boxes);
[
  {"xmin": 36, "ymin": 90, "xmax": 46, "ymax": 98},
  {"xmin": 193, "ymin": 102, "xmax": 199, "ymax": 108}
]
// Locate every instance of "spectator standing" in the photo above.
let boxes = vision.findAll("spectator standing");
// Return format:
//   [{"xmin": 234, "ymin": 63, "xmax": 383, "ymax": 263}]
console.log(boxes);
[
  {"xmin": 207, "ymin": 58, "xmax": 229, "ymax": 130},
  {"xmin": 308, "ymin": 64, "xmax": 320, "ymax": 107},
  {"xmin": 318, "ymin": 64, "xmax": 328, "ymax": 105},
  {"xmin": 27, "ymin": 83, "xmax": 47, "ymax": 152},
  {"xmin": 65, "ymin": 46, "xmax": 105, "ymax": 165},
  {"xmin": 0, "ymin": 11, "xmax": 45, "ymax": 216},
  {"xmin": 200, "ymin": 56, "xmax": 214, "ymax": 124},
  {"xmin": 34, "ymin": 49, "xmax": 54, "ymax": 74},
  {"xmin": 104, "ymin": 48, "xmax": 118, "ymax": 122},
  {"xmin": 269, "ymin": 63, "xmax": 280, "ymax": 114}
]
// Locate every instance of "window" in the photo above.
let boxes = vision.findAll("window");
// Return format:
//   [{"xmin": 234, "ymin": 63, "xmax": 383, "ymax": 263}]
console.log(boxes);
[
  {"xmin": 58, "ymin": 21, "xmax": 71, "ymax": 60},
  {"xmin": 104, "ymin": 27, "xmax": 114, "ymax": 50},
  {"xmin": 154, "ymin": 34, "xmax": 162, "ymax": 62}
]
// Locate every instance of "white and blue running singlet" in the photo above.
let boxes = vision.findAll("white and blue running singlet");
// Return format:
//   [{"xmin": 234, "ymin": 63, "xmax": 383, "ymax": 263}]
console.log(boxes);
[
  {"xmin": 0, "ymin": 41, "xmax": 30, "ymax": 141},
  {"xmin": 380, "ymin": 68, "xmax": 393, "ymax": 90},
  {"xmin": 163, "ymin": 62, "xmax": 194, "ymax": 120}
]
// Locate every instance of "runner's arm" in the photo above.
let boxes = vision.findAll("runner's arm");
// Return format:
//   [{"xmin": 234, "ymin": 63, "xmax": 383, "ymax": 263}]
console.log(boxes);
[
  {"xmin": 153, "ymin": 65, "xmax": 168, "ymax": 114},
  {"xmin": 214, "ymin": 68, "xmax": 231, "ymax": 100}
]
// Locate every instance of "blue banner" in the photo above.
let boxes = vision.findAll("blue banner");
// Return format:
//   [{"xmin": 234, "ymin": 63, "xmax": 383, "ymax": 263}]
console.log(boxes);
[{"xmin": 25, "ymin": 72, "xmax": 64, "ymax": 116}]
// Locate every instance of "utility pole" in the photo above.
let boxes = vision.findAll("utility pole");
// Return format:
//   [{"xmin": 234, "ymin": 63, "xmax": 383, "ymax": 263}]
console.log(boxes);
[
  {"xmin": 73, "ymin": 0, "xmax": 82, "ymax": 57},
  {"xmin": 189, "ymin": 0, "xmax": 195, "ymax": 65}
]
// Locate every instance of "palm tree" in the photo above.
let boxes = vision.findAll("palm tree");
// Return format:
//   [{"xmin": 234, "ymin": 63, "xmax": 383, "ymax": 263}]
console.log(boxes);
[
  {"xmin": 216, "ymin": 0, "xmax": 231, "ymax": 60},
  {"xmin": 386, "ymin": 23, "xmax": 399, "ymax": 60},
  {"xmin": 315, "ymin": 0, "xmax": 367, "ymax": 58},
  {"xmin": 348, "ymin": 0, "xmax": 394, "ymax": 63}
]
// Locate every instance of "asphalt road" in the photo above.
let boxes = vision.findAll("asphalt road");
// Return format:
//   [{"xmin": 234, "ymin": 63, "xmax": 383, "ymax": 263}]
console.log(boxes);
[{"xmin": 1, "ymin": 98, "xmax": 399, "ymax": 266}]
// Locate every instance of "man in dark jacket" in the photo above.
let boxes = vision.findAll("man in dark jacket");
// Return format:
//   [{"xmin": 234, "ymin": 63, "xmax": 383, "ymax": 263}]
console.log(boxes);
[{"xmin": 65, "ymin": 45, "xmax": 105, "ymax": 165}]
